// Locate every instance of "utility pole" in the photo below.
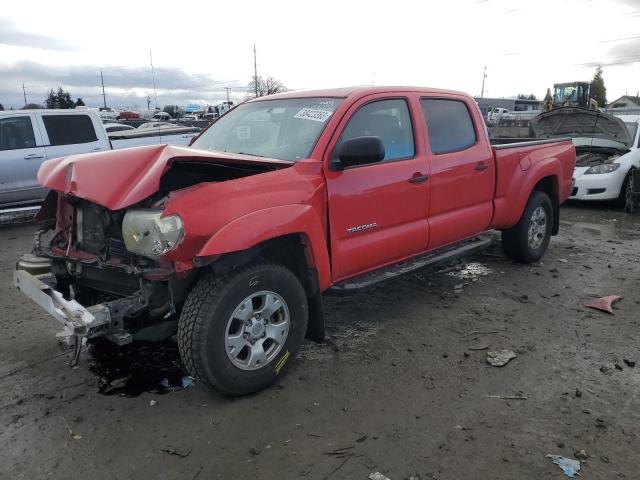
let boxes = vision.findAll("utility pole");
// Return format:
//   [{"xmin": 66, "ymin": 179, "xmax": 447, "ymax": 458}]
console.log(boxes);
[
  {"xmin": 22, "ymin": 82, "xmax": 27, "ymax": 106},
  {"xmin": 147, "ymin": 96, "xmax": 151, "ymax": 110},
  {"xmin": 225, "ymin": 87, "xmax": 231, "ymax": 103},
  {"xmin": 480, "ymin": 66, "xmax": 487, "ymax": 98},
  {"xmin": 150, "ymin": 51, "xmax": 158, "ymax": 109},
  {"xmin": 100, "ymin": 70, "xmax": 107, "ymax": 109},
  {"xmin": 253, "ymin": 42, "xmax": 258, "ymax": 98}
]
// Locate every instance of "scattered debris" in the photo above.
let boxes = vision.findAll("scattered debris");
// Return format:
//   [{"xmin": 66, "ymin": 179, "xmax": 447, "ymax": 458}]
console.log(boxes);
[
  {"xmin": 324, "ymin": 446, "xmax": 354, "ymax": 458},
  {"xmin": 488, "ymin": 394, "xmax": 528, "ymax": 400},
  {"xmin": 461, "ymin": 330, "xmax": 501, "ymax": 338},
  {"xmin": 600, "ymin": 456, "xmax": 610, "ymax": 463},
  {"xmin": 161, "ymin": 446, "xmax": 191, "ymax": 458},
  {"xmin": 557, "ymin": 258, "xmax": 568, "ymax": 263},
  {"xmin": 615, "ymin": 362, "xmax": 624, "ymax": 371},
  {"xmin": 160, "ymin": 376, "xmax": 195, "ymax": 391},
  {"xmin": 60, "ymin": 415, "xmax": 82, "ymax": 440},
  {"xmin": 585, "ymin": 295, "xmax": 623, "ymax": 314},
  {"xmin": 149, "ymin": 399, "xmax": 158, "ymax": 407},
  {"xmin": 486, "ymin": 349, "xmax": 517, "ymax": 367},
  {"xmin": 623, "ymin": 359, "xmax": 636, "ymax": 368},
  {"xmin": 249, "ymin": 446, "xmax": 262, "ymax": 456},
  {"xmin": 468, "ymin": 343, "xmax": 490, "ymax": 351},
  {"xmin": 574, "ymin": 449, "xmax": 589, "ymax": 460},
  {"xmin": 575, "ymin": 389, "xmax": 582, "ymax": 398},
  {"xmin": 369, "ymin": 472, "xmax": 392, "ymax": 480},
  {"xmin": 546, "ymin": 455, "xmax": 581, "ymax": 478}
]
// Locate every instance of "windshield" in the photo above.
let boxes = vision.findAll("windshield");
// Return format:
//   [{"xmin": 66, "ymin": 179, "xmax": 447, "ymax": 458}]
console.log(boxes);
[
  {"xmin": 191, "ymin": 97, "xmax": 343, "ymax": 161},
  {"xmin": 625, "ymin": 122, "xmax": 639, "ymax": 146}
]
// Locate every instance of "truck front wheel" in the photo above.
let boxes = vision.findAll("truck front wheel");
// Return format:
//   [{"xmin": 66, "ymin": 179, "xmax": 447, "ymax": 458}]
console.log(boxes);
[
  {"xmin": 178, "ymin": 262, "xmax": 308, "ymax": 396},
  {"xmin": 501, "ymin": 190, "xmax": 553, "ymax": 263}
]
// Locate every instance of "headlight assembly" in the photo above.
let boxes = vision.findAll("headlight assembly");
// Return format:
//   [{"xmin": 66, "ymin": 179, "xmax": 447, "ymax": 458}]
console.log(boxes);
[
  {"xmin": 122, "ymin": 210, "xmax": 184, "ymax": 259},
  {"xmin": 584, "ymin": 163, "xmax": 621, "ymax": 175}
]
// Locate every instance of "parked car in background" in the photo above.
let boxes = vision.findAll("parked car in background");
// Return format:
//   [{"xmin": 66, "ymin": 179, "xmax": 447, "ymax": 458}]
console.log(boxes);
[
  {"xmin": 0, "ymin": 110, "xmax": 110, "ymax": 209},
  {"xmin": 117, "ymin": 111, "xmax": 140, "ymax": 120},
  {"xmin": 1, "ymin": 111, "xmax": 200, "ymax": 210},
  {"xmin": 98, "ymin": 108, "xmax": 119, "ymax": 122},
  {"xmin": 14, "ymin": 86, "xmax": 575, "ymax": 396},
  {"xmin": 152, "ymin": 112, "xmax": 172, "ymax": 121},
  {"xmin": 532, "ymin": 108, "xmax": 639, "ymax": 205},
  {"xmin": 103, "ymin": 123, "xmax": 135, "ymax": 133}
]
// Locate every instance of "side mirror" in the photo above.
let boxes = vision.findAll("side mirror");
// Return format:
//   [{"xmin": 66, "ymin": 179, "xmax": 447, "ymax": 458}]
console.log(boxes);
[{"xmin": 332, "ymin": 136, "xmax": 385, "ymax": 170}]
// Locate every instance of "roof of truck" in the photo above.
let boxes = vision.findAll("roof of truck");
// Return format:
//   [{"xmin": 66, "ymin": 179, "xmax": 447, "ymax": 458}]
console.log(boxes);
[{"xmin": 256, "ymin": 86, "xmax": 470, "ymax": 101}]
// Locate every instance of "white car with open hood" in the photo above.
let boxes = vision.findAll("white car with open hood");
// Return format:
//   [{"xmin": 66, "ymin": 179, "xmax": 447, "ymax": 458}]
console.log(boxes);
[{"xmin": 531, "ymin": 108, "xmax": 640, "ymax": 204}]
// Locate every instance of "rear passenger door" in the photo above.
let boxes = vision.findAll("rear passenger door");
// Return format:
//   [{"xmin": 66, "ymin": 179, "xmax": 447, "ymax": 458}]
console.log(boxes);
[
  {"xmin": 420, "ymin": 97, "xmax": 495, "ymax": 249},
  {"xmin": 36, "ymin": 113, "xmax": 107, "ymax": 160},
  {"xmin": 0, "ymin": 114, "xmax": 48, "ymax": 206}
]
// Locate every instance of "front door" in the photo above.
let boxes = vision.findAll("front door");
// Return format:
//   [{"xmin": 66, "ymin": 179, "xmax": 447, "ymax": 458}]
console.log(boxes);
[
  {"xmin": 0, "ymin": 114, "xmax": 47, "ymax": 207},
  {"xmin": 325, "ymin": 96, "xmax": 430, "ymax": 281}
]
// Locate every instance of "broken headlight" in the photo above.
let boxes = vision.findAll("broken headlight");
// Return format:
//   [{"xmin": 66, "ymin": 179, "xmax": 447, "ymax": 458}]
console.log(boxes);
[
  {"xmin": 122, "ymin": 210, "xmax": 184, "ymax": 259},
  {"xmin": 584, "ymin": 163, "xmax": 620, "ymax": 175}
]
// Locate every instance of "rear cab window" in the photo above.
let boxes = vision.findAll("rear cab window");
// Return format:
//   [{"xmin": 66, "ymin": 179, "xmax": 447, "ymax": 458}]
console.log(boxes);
[
  {"xmin": 421, "ymin": 99, "xmax": 477, "ymax": 154},
  {"xmin": 0, "ymin": 116, "xmax": 36, "ymax": 151},
  {"xmin": 42, "ymin": 115, "xmax": 97, "ymax": 146},
  {"xmin": 334, "ymin": 98, "xmax": 415, "ymax": 163}
]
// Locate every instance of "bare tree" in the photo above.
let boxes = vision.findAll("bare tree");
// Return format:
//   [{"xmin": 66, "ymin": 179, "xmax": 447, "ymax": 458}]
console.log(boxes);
[{"xmin": 246, "ymin": 76, "xmax": 287, "ymax": 99}]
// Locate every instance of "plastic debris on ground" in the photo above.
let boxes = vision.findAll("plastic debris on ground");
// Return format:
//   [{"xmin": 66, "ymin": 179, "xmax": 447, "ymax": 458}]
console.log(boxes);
[
  {"xmin": 160, "ymin": 376, "xmax": 195, "ymax": 391},
  {"xmin": 585, "ymin": 295, "xmax": 623, "ymax": 314},
  {"xmin": 369, "ymin": 472, "xmax": 392, "ymax": 480},
  {"xmin": 486, "ymin": 349, "xmax": 517, "ymax": 367},
  {"xmin": 546, "ymin": 454, "xmax": 581, "ymax": 478}
]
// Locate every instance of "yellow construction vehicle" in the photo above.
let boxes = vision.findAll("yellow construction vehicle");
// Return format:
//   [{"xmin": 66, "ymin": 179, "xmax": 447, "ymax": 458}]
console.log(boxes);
[{"xmin": 543, "ymin": 82, "xmax": 598, "ymax": 111}]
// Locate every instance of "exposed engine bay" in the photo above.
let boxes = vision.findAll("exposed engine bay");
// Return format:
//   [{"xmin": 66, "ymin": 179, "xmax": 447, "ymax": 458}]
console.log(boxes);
[{"xmin": 575, "ymin": 145, "xmax": 628, "ymax": 168}]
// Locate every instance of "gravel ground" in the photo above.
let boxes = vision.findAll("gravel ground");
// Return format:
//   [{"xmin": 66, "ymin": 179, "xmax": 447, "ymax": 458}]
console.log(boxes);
[{"xmin": 1, "ymin": 202, "xmax": 638, "ymax": 480}]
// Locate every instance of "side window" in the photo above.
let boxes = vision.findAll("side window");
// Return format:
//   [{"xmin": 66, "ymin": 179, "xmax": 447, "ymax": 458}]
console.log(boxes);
[
  {"xmin": 42, "ymin": 115, "xmax": 98, "ymax": 146},
  {"xmin": 421, "ymin": 99, "xmax": 477, "ymax": 154},
  {"xmin": 336, "ymin": 99, "xmax": 415, "ymax": 162},
  {"xmin": 0, "ymin": 116, "xmax": 36, "ymax": 151}
]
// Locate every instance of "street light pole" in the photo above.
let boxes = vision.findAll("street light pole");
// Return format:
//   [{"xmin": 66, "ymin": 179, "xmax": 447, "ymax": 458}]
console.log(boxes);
[
  {"xmin": 253, "ymin": 43, "xmax": 258, "ymax": 98},
  {"xmin": 480, "ymin": 66, "xmax": 487, "ymax": 98}
]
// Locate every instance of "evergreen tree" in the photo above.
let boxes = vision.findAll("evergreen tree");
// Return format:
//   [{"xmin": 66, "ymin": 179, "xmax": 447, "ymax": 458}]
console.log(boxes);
[{"xmin": 590, "ymin": 67, "xmax": 607, "ymax": 107}]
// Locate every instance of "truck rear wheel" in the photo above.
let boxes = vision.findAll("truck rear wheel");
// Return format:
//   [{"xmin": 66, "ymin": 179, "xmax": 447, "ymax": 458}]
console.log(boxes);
[
  {"xmin": 502, "ymin": 190, "xmax": 553, "ymax": 263},
  {"xmin": 178, "ymin": 262, "xmax": 308, "ymax": 396}
]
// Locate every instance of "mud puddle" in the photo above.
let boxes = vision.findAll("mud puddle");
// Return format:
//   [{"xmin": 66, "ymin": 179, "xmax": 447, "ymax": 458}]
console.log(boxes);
[
  {"xmin": 88, "ymin": 339, "xmax": 190, "ymax": 397},
  {"xmin": 445, "ymin": 262, "xmax": 493, "ymax": 280}
]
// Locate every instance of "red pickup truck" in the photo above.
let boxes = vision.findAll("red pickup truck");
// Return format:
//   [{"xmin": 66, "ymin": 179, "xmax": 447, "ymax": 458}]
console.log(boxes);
[{"xmin": 14, "ymin": 86, "xmax": 575, "ymax": 395}]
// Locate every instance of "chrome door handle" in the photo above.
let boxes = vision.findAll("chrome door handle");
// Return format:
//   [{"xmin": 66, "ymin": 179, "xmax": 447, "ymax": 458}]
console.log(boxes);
[
  {"xmin": 475, "ymin": 162, "xmax": 489, "ymax": 171},
  {"xmin": 92, "ymin": 147, "xmax": 103, "ymax": 151},
  {"xmin": 24, "ymin": 153, "xmax": 44, "ymax": 159},
  {"xmin": 408, "ymin": 174, "xmax": 429, "ymax": 184}
]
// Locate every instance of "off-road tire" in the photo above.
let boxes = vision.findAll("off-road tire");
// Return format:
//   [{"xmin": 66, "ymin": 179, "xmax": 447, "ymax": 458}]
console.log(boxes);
[
  {"xmin": 178, "ymin": 262, "xmax": 308, "ymax": 396},
  {"xmin": 502, "ymin": 190, "xmax": 553, "ymax": 263}
]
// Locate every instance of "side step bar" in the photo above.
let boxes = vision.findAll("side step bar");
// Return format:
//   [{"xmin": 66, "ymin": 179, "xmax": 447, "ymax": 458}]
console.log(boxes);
[{"xmin": 326, "ymin": 236, "xmax": 491, "ymax": 296}]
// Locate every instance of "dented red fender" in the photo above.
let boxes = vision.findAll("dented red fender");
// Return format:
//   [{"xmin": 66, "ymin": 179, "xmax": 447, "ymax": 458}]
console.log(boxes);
[{"xmin": 196, "ymin": 204, "xmax": 331, "ymax": 289}]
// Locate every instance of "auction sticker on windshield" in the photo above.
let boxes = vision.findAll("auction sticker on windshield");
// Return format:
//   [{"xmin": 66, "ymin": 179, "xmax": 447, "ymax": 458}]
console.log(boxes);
[{"xmin": 294, "ymin": 108, "xmax": 333, "ymax": 122}]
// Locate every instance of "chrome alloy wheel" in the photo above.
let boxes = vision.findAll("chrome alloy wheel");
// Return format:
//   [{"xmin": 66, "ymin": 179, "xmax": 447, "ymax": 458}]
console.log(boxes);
[
  {"xmin": 224, "ymin": 291, "xmax": 290, "ymax": 370},
  {"xmin": 528, "ymin": 206, "xmax": 547, "ymax": 250}
]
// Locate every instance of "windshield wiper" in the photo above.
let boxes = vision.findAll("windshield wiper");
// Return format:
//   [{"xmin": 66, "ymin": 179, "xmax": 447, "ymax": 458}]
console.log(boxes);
[{"xmin": 235, "ymin": 151, "xmax": 266, "ymax": 158}]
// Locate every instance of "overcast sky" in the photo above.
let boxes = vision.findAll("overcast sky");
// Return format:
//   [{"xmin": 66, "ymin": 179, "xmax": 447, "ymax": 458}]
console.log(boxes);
[{"xmin": 1, "ymin": 0, "xmax": 639, "ymax": 109}]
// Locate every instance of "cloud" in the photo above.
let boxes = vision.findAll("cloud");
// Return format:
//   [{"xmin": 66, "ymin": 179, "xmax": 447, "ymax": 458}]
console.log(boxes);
[
  {"xmin": 0, "ymin": 61, "xmax": 246, "ymax": 109},
  {"xmin": 0, "ymin": 19, "xmax": 76, "ymax": 51}
]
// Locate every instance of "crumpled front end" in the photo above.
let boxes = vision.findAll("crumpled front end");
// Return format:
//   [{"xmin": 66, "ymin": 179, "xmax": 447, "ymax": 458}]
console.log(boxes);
[{"xmin": 15, "ymin": 190, "xmax": 192, "ymax": 349}]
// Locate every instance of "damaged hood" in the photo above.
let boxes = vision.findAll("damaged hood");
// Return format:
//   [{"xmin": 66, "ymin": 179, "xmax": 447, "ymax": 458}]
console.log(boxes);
[
  {"xmin": 531, "ymin": 107, "xmax": 632, "ymax": 148},
  {"xmin": 37, "ymin": 144, "xmax": 293, "ymax": 210}
]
